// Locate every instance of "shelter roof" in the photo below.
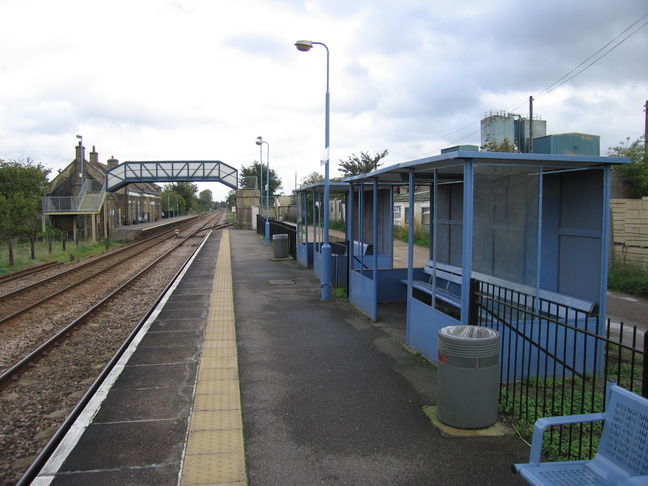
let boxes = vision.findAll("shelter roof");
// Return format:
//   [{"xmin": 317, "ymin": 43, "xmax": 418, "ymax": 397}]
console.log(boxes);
[
  {"xmin": 343, "ymin": 150, "xmax": 630, "ymax": 184},
  {"xmin": 296, "ymin": 181, "xmax": 350, "ymax": 193}
]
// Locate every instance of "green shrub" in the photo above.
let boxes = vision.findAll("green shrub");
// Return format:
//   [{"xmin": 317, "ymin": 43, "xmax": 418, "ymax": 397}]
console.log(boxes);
[
  {"xmin": 329, "ymin": 219, "xmax": 346, "ymax": 232},
  {"xmin": 393, "ymin": 224, "xmax": 429, "ymax": 247},
  {"xmin": 608, "ymin": 262, "xmax": 648, "ymax": 298}
]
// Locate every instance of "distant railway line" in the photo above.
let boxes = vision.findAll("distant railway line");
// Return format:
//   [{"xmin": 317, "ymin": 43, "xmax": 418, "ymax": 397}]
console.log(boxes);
[{"xmin": 0, "ymin": 211, "xmax": 229, "ymax": 484}]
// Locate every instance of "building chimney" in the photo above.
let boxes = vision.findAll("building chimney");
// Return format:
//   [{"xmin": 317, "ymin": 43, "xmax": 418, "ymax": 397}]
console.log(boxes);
[
  {"xmin": 75, "ymin": 142, "xmax": 85, "ymax": 164},
  {"xmin": 89, "ymin": 145, "xmax": 98, "ymax": 164},
  {"xmin": 107, "ymin": 156, "xmax": 119, "ymax": 169},
  {"xmin": 75, "ymin": 141, "xmax": 85, "ymax": 180}
]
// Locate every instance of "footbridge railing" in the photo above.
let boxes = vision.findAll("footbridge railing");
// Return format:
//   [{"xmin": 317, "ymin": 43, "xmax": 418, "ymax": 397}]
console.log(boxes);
[{"xmin": 106, "ymin": 160, "xmax": 238, "ymax": 192}]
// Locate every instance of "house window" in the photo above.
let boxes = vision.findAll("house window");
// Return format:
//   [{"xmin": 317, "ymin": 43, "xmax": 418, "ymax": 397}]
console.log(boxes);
[{"xmin": 421, "ymin": 207, "xmax": 430, "ymax": 226}]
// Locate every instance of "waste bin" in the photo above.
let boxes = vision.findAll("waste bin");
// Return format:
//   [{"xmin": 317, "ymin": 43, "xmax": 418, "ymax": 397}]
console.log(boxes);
[
  {"xmin": 437, "ymin": 325, "xmax": 500, "ymax": 428},
  {"xmin": 272, "ymin": 234, "xmax": 289, "ymax": 258}
]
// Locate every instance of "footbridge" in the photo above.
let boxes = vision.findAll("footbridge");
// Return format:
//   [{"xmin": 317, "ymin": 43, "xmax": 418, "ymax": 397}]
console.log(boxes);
[{"xmin": 106, "ymin": 160, "xmax": 238, "ymax": 192}]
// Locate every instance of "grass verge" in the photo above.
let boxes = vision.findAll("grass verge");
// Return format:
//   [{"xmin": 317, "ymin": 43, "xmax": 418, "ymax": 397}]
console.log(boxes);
[{"xmin": 0, "ymin": 239, "xmax": 123, "ymax": 275}]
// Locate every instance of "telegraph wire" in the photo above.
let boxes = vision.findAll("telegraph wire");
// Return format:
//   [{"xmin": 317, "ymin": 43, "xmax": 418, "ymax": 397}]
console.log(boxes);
[{"xmin": 536, "ymin": 12, "xmax": 648, "ymax": 98}]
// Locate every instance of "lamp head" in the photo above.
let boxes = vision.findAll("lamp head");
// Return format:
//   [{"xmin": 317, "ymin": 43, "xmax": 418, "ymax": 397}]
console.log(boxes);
[
  {"xmin": 256, "ymin": 136, "xmax": 262, "ymax": 146},
  {"xmin": 295, "ymin": 40, "xmax": 313, "ymax": 52}
]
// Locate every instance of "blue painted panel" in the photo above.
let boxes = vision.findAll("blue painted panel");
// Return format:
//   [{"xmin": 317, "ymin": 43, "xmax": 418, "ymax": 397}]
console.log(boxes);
[
  {"xmin": 350, "ymin": 270, "xmax": 376, "ymax": 320},
  {"xmin": 314, "ymin": 247, "xmax": 321, "ymax": 279},
  {"xmin": 314, "ymin": 248, "xmax": 347, "ymax": 286},
  {"xmin": 376, "ymin": 268, "xmax": 410, "ymax": 303},
  {"xmin": 407, "ymin": 298, "xmax": 460, "ymax": 364},
  {"xmin": 351, "ymin": 254, "xmax": 392, "ymax": 270},
  {"xmin": 297, "ymin": 242, "xmax": 313, "ymax": 267}
]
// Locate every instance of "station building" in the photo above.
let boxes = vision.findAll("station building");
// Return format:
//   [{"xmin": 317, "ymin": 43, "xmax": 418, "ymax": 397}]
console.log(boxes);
[{"xmin": 42, "ymin": 143, "xmax": 162, "ymax": 241}]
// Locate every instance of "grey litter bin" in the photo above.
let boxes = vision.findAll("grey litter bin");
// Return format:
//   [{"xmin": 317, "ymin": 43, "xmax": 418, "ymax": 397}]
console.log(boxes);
[
  {"xmin": 437, "ymin": 325, "xmax": 500, "ymax": 428},
  {"xmin": 272, "ymin": 234, "xmax": 289, "ymax": 258}
]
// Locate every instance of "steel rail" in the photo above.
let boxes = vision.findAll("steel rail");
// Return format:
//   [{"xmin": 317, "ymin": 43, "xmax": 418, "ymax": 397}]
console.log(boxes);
[
  {"xmin": 0, "ymin": 222, "xmax": 200, "ymax": 326},
  {"xmin": 0, "ymin": 217, "xmax": 199, "ymax": 303},
  {"xmin": 0, "ymin": 213, "xmax": 221, "ymax": 387},
  {"xmin": 0, "ymin": 261, "xmax": 62, "ymax": 285},
  {"xmin": 15, "ymin": 219, "xmax": 223, "ymax": 486}
]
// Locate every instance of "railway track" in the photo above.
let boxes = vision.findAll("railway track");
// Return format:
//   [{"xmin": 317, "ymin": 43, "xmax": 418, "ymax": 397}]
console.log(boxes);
[
  {"xmin": 0, "ymin": 261, "xmax": 62, "ymax": 285},
  {"xmin": 0, "ymin": 211, "xmax": 230, "ymax": 484},
  {"xmin": 0, "ymin": 212, "xmax": 225, "ymax": 379},
  {"xmin": 0, "ymin": 218, "xmax": 201, "ymax": 324}
]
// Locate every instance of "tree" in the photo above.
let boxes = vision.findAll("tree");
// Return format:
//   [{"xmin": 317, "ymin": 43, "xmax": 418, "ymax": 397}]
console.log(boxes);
[
  {"xmin": 300, "ymin": 171, "xmax": 324, "ymax": 187},
  {"xmin": 240, "ymin": 161, "xmax": 282, "ymax": 195},
  {"xmin": 161, "ymin": 187, "xmax": 184, "ymax": 215},
  {"xmin": 0, "ymin": 158, "xmax": 50, "ymax": 241},
  {"xmin": 608, "ymin": 136, "xmax": 647, "ymax": 198},
  {"xmin": 338, "ymin": 149, "xmax": 389, "ymax": 177},
  {"xmin": 168, "ymin": 182, "xmax": 198, "ymax": 210},
  {"xmin": 226, "ymin": 190, "xmax": 236, "ymax": 208},
  {"xmin": 481, "ymin": 137, "xmax": 518, "ymax": 152},
  {"xmin": 198, "ymin": 189, "xmax": 213, "ymax": 210}
]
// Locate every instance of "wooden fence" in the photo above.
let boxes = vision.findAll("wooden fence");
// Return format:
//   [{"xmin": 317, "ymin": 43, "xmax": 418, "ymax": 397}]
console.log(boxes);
[{"xmin": 611, "ymin": 198, "xmax": 648, "ymax": 267}]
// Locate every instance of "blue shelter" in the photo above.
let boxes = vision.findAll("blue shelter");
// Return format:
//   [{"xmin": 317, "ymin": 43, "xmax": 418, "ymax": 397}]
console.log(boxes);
[
  {"xmin": 295, "ymin": 182, "xmax": 350, "ymax": 286},
  {"xmin": 345, "ymin": 151, "xmax": 628, "ymax": 378}
]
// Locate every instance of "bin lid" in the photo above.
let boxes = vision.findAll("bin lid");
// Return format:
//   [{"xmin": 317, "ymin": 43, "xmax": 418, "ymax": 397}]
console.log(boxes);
[
  {"xmin": 439, "ymin": 325, "xmax": 498, "ymax": 340},
  {"xmin": 272, "ymin": 234, "xmax": 288, "ymax": 240},
  {"xmin": 438, "ymin": 325, "xmax": 499, "ymax": 358}
]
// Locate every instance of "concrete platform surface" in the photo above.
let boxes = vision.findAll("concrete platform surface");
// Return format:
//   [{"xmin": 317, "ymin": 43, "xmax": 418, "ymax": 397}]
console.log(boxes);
[{"xmin": 232, "ymin": 229, "xmax": 527, "ymax": 485}]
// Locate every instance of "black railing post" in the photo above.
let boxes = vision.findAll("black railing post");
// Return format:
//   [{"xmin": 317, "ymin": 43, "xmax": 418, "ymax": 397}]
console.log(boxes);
[
  {"xmin": 468, "ymin": 278, "xmax": 479, "ymax": 325},
  {"xmin": 643, "ymin": 332, "xmax": 648, "ymax": 398}
]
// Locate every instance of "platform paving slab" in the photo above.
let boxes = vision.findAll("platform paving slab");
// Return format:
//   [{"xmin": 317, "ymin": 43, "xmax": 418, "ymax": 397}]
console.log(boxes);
[
  {"xmin": 38, "ymin": 231, "xmax": 223, "ymax": 485},
  {"xmin": 231, "ymin": 229, "xmax": 527, "ymax": 485}
]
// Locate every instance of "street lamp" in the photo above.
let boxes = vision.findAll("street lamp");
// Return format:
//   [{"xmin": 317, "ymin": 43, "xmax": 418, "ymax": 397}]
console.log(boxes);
[
  {"xmin": 256, "ymin": 136, "xmax": 270, "ymax": 243},
  {"xmin": 294, "ymin": 39, "xmax": 332, "ymax": 301}
]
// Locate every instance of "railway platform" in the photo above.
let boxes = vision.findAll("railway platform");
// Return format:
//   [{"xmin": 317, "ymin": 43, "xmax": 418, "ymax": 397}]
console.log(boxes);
[
  {"xmin": 111, "ymin": 215, "xmax": 197, "ymax": 241},
  {"xmin": 32, "ymin": 228, "xmax": 527, "ymax": 485}
]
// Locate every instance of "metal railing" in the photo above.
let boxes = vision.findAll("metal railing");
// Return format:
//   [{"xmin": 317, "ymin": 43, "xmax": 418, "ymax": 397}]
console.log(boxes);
[
  {"xmin": 472, "ymin": 278, "xmax": 646, "ymax": 460},
  {"xmin": 257, "ymin": 215, "xmax": 297, "ymax": 260},
  {"xmin": 42, "ymin": 179, "xmax": 106, "ymax": 213}
]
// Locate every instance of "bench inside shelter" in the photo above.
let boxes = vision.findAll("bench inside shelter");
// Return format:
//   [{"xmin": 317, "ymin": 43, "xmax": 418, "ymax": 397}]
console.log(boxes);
[
  {"xmin": 405, "ymin": 261, "xmax": 462, "ymax": 310},
  {"xmin": 353, "ymin": 241, "xmax": 373, "ymax": 256}
]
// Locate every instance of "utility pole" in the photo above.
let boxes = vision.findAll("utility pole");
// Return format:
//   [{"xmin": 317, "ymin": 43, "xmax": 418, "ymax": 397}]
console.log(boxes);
[
  {"xmin": 644, "ymin": 100, "xmax": 648, "ymax": 154},
  {"xmin": 529, "ymin": 96, "xmax": 534, "ymax": 154}
]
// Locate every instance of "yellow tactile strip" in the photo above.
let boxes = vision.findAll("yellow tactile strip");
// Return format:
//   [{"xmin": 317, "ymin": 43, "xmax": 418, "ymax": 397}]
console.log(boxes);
[{"xmin": 181, "ymin": 230, "xmax": 247, "ymax": 486}]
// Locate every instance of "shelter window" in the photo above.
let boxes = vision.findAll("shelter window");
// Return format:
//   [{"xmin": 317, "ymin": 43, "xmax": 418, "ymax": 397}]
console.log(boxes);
[{"xmin": 472, "ymin": 166, "xmax": 539, "ymax": 287}]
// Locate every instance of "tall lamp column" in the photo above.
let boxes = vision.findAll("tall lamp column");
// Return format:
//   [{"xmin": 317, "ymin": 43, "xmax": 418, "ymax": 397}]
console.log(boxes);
[
  {"xmin": 256, "ymin": 136, "xmax": 270, "ymax": 243},
  {"xmin": 295, "ymin": 39, "xmax": 332, "ymax": 300}
]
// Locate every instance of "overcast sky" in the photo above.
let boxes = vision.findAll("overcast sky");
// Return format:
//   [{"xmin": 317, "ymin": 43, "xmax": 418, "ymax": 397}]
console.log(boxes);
[{"xmin": 1, "ymin": 0, "xmax": 646, "ymax": 201}]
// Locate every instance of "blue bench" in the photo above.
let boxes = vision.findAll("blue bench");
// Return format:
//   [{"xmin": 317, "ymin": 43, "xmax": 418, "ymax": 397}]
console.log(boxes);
[
  {"xmin": 514, "ymin": 382, "xmax": 648, "ymax": 485},
  {"xmin": 403, "ymin": 261, "xmax": 462, "ymax": 309},
  {"xmin": 352, "ymin": 241, "xmax": 373, "ymax": 256}
]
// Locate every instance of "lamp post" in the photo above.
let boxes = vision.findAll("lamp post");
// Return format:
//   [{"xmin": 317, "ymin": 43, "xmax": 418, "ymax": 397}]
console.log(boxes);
[
  {"xmin": 256, "ymin": 136, "xmax": 270, "ymax": 243},
  {"xmin": 295, "ymin": 39, "xmax": 332, "ymax": 300}
]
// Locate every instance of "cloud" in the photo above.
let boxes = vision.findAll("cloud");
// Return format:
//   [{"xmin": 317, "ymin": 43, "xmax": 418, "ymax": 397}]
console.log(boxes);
[
  {"xmin": 0, "ymin": 0, "xmax": 646, "ymax": 200},
  {"xmin": 223, "ymin": 34, "xmax": 291, "ymax": 58}
]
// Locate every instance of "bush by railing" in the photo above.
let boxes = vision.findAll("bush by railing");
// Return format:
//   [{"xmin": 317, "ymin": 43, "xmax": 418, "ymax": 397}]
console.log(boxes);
[
  {"xmin": 608, "ymin": 262, "xmax": 648, "ymax": 298},
  {"xmin": 472, "ymin": 279, "xmax": 646, "ymax": 462}
]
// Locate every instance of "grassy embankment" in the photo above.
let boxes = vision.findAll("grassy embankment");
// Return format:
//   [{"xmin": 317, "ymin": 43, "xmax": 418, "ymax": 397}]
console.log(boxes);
[{"xmin": 0, "ymin": 238, "xmax": 122, "ymax": 275}]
